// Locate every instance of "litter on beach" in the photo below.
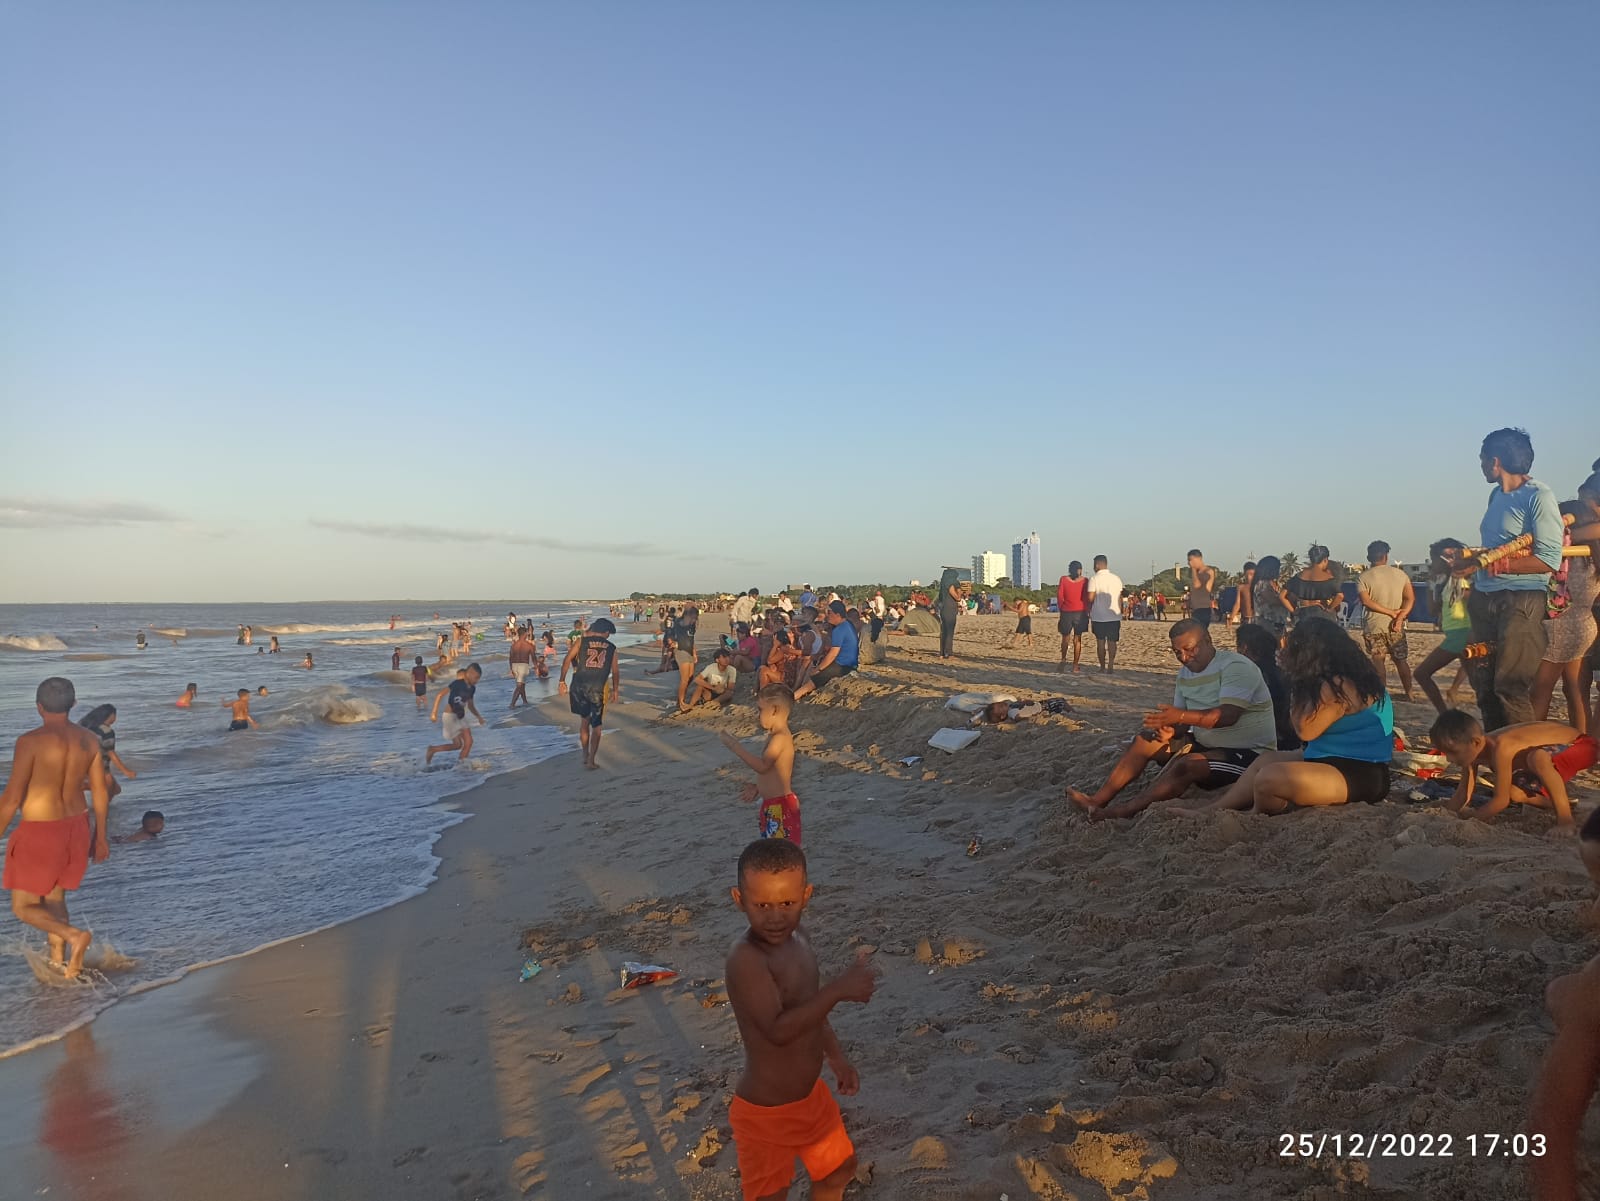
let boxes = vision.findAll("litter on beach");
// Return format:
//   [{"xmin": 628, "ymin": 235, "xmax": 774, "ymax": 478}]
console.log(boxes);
[
  {"xmin": 928, "ymin": 728, "xmax": 981, "ymax": 753},
  {"xmin": 621, "ymin": 962, "xmax": 678, "ymax": 989}
]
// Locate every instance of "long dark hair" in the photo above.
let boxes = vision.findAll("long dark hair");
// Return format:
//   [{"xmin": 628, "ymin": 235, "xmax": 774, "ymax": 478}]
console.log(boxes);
[
  {"xmin": 79, "ymin": 703, "xmax": 115, "ymax": 729},
  {"xmin": 1280, "ymin": 619, "xmax": 1384, "ymax": 715},
  {"xmin": 1234, "ymin": 622, "xmax": 1279, "ymax": 670},
  {"xmin": 1255, "ymin": 555, "xmax": 1282, "ymax": 585}
]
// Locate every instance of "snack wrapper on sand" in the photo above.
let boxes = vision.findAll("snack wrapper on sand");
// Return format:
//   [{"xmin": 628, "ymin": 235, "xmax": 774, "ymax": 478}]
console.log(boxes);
[{"xmin": 621, "ymin": 962, "xmax": 678, "ymax": 989}]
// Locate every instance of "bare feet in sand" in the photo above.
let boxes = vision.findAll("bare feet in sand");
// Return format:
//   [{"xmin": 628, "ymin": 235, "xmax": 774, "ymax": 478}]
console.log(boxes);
[
  {"xmin": 584, "ymin": 759, "xmax": 598, "ymax": 770},
  {"xmin": 63, "ymin": 929, "xmax": 93, "ymax": 979},
  {"xmin": 1066, "ymin": 788, "xmax": 1105, "ymax": 820}
]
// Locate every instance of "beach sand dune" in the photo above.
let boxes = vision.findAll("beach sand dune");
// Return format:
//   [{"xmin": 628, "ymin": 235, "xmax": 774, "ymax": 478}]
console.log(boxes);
[{"xmin": 1, "ymin": 618, "xmax": 1594, "ymax": 1200}]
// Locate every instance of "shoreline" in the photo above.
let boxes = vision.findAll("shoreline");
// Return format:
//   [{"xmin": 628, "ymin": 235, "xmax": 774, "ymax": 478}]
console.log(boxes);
[{"xmin": 1, "ymin": 618, "xmax": 1595, "ymax": 1200}]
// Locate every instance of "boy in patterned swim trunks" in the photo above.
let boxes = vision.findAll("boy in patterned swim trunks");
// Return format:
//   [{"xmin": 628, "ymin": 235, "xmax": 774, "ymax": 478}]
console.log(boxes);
[
  {"xmin": 721, "ymin": 684, "xmax": 801, "ymax": 844},
  {"xmin": 726, "ymin": 839, "xmax": 875, "ymax": 1201},
  {"xmin": 1429, "ymin": 709, "xmax": 1596, "ymax": 831},
  {"xmin": 559, "ymin": 619, "xmax": 620, "ymax": 770},
  {"xmin": 0, "ymin": 677, "xmax": 110, "ymax": 978}
]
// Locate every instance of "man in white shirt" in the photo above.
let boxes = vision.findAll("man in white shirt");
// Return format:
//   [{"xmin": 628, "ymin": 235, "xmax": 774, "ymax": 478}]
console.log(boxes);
[
  {"xmin": 686, "ymin": 648, "xmax": 738, "ymax": 709},
  {"xmin": 1067, "ymin": 619, "xmax": 1277, "ymax": 820},
  {"xmin": 1085, "ymin": 555, "xmax": 1124, "ymax": 674},
  {"xmin": 729, "ymin": 587, "xmax": 759, "ymax": 635}
]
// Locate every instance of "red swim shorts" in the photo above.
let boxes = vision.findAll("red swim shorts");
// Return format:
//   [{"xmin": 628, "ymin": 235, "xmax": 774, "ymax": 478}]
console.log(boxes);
[
  {"xmin": 758, "ymin": 794, "xmax": 801, "ymax": 846},
  {"xmin": 1552, "ymin": 735, "xmax": 1599, "ymax": 782},
  {"xmin": 729, "ymin": 1078, "xmax": 853, "ymax": 1201},
  {"xmin": 3, "ymin": 814, "xmax": 92, "ymax": 895}
]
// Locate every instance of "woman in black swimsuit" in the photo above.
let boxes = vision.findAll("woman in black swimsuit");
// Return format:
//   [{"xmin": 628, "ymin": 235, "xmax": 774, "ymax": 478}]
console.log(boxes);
[{"xmin": 1286, "ymin": 544, "xmax": 1342, "ymax": 625}]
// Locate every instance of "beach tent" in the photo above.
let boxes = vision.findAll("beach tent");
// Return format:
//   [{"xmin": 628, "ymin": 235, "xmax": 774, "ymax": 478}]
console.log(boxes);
[{"xmin": 900, "ymin": 607, "xmax": 943, "ymax": 637}]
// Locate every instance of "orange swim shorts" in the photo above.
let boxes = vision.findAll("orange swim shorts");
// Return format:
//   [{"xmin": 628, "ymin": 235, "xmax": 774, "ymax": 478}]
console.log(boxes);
[
  {"xmin": 729, "ymin": 1078, "xmax": 853, "ymax": 1200},
  {"xmin": 758, "ymin": 793, "xmax": 801, "ymax": 846},
  {"xmin": 3, "ymin": 814, "xmax": 92, "ymax": 896}
]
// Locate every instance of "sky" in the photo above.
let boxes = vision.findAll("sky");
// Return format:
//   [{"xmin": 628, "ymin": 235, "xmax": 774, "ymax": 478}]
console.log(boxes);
[{"xmin": 3, "ymin": 3, "xmax": 1597, "ymax": 602}]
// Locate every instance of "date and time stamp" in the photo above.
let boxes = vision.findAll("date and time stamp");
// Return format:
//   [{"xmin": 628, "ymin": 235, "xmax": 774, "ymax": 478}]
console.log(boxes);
[{"xmin": 1280, "ymin": 1132, "xmax": 1546, "ymax": 1159}]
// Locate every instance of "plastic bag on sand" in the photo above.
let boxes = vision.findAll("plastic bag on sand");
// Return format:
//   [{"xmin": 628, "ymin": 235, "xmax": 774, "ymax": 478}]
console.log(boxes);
[
  {"xmin": 622, "ymin": 962, "xmax": 678, "ymax": 989},
  {"xmin": 928, "ymin": 728, "xmax": 980, "ymax": 753},
  {"xmin": 945, "ymin": 692, "xmax": 1016, "ymax": 714}
]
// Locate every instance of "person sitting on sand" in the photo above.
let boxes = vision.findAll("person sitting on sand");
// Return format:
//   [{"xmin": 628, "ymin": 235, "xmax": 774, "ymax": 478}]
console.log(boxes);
[
  {"xmin": 1174, "ymin": 618, "xmax": 1394, "ymax": 816},
  {"xmin": 793, "ymin": 602, "xmax": 859, "ymax": 701},
  {"xmin": 721, "ymin": 684, "xmax": 801, "ymax": 844},
  {"xmin": 175, "ymin": 683, "xmax": 197, "ymax": 708},
  {"xmin": 113, "ymin": 811, "xmax": 164, "ymax": 844},
  {"xmin": 1234, "ymin": 623, "xmax": 1300, "ymax": 751},
  {"xmin": 686, "ymin": 647, "xmax": 739, "ymax": 710},
  {"xmin": 725, "ymin": 838, "xmax": 874, "ymax": 1201},
  {"xmin": 1067, "ymin": 619, "xmax": 1277, "ymax": 820},
  {"xmin": 1428, "ymin": 710, "xmax": 1595, "ymax": 830},
  {"xmin": 1528, "ymin": 949, "xmax": 1600, "ymax": 1201},
  {"xmin": 729, "ymin": 622, "xmax": 762, "ymax": 676},
  {"xmin": 760, "ymin": 628, "xmax": 811, "ymax": 695},
  {"xmin": 223, "ymin": 690, "xmax": 259, "ymax": 731},
  {"xmin": 0, "ymin": 677, "xmax": 110, "ymax": 978}
]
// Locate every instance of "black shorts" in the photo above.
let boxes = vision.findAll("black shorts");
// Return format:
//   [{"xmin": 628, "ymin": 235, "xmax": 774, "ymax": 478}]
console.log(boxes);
[
  {"xmin": 228, "ymin": 719, "xmax": 250, "ymax": 732},
  {"xmin": 1058, "ymin": 611, "xmax": 1088, "ymax": 636},
  {"xmin": 808, "ymin": 662, "xmax": 856, "ymax": 690},
  {"xmin": 1190, "ymin": 607, "xmax": 1214, "ymax": 627},
  {"xmin": 569, "ymin": 684, "xmax": 606, "ymax": 727},
  {"xmin": 414, "ymin": 683, "xmax": 427, "ymax": 697},
  {"xmin": 1016, "ymin": 617, "xmax": 1032, "ymax": 634},
  {"xmin": 1311, "ymin": 756, "xmax": 1391, "ymax": 805},
  {"xmin": 1167, "ymin": 739, "xmax": 1259, "ymax": 789},
  {"xmin": 1091, "ymin": 619, "xmax": 1121, "ymax": 643}
]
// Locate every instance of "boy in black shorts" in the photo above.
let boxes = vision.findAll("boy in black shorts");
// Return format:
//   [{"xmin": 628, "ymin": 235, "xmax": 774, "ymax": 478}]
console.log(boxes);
[
  {"xmin": 410, "ymin": 655, "xmax": 428, "ymax": 711},
  {"xmin": 560, "ymin": 618, "xmax": 621, "ymax": 769}
]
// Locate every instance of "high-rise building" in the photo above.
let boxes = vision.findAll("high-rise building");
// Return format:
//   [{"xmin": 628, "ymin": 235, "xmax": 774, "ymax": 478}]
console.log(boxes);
[
  {"xmin": 1011, "ymin": 532, "xmax": 1043, "ymax": 589},
  {"xmin": 972, "ymin": 551, "xmax": 1007, "ymax": 588}
]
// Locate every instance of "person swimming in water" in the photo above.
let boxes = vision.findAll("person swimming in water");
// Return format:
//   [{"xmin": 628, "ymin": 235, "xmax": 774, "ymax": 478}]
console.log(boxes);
[{"xmin": 175, "ymin": 683, "xmax": 198, "ymax": 708}]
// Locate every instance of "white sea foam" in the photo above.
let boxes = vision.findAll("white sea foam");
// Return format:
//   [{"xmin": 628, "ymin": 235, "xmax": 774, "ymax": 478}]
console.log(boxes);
[
  {"xmin": 0, "ymin": 634, "xmax": 68, "ymax": 652},
  {"xmin": 264, "ymin": 686, "xmax": 384, "ymax": 726},
  {"xmin": 259, "ymin": 620, "xmax": 436, "ymax": 636}
]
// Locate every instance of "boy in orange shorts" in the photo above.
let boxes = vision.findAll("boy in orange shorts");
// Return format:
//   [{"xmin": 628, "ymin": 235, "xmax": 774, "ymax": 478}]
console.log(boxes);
[
  {"xmin": 721, "ymin": 684, "xmax": 801, "ymax": 844},
  {"xmin": 725, "ymin": 839, "xmax": 875, "ymax": 1200},
  {"xmin": 0, "ymin": 677, "xmax": 110, "ymax": 978}
]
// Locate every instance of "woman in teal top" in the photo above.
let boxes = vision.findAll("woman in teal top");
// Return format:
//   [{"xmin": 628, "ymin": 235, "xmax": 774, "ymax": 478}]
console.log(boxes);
[{"xmin": 1175, "ymin": 619, "xmax": 1393, "ymax": 815}]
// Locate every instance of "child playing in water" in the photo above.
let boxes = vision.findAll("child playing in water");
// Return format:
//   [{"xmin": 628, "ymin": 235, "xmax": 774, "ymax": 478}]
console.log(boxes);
[
  {"xmin": 411, "ymin": 656, "xmax": 428, "ymax": 710},
  {"xmin": 175, "ymin": 683, "xmax": 197, "ymax": 708},
  {"xmin": 721, "ymin": 684, "xmax": 801, "ymax": 843},
  {"xmin": 224, "ymin": 690, "xmax": 258, "ymax": 731},
  {"xmin": 1428, "ymin": 710, "xmax": 1596, "ymax": 830},
  {"xmin": 113, "ymin": 811, "xmax": 164, "ymax": 844},
  {"xmin": 725, "ymin": 839, "xmax": 874, "ymax": 1201}
]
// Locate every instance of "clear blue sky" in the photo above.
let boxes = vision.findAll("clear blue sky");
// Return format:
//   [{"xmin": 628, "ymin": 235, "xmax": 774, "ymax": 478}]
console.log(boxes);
[{"xmin": 3, "ymin": 3, "xmax": 1596, "ymax": 601}]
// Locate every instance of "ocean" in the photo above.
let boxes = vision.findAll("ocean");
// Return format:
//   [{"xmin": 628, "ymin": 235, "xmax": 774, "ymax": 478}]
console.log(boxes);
[{"xmin": 0, "ymin": 600, "xmax": 641, "ymax": 1056}]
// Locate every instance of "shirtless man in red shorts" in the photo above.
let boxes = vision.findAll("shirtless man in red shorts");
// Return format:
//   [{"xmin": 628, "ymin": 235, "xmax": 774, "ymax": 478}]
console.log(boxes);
[{"xmin": 0, "ymin": 677, "xmax": 110, "ymax": 978}]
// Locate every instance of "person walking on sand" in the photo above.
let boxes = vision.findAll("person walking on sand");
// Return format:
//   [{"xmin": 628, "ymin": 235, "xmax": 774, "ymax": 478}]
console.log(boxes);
[
  {"xmin": 1056, "ymin": 561, "xmax": 1091, "ymax": 673},
  {"xmin": 1358, "ymin": 540, "xmax": 1417, "ymax": 701},
  {"xmin": 1086, "ymin": 555, "xmax": 1124, "ymax": 674},
  {"xmin": 936, "ymin": 568, "xmax": 963, "ymax": 659},
  {"xmin": 1231, "ymin": 562, "xmax": 1257, "ymax": 625},
  {"xmin": 0, "ymin": 678, "xmax": 110, "ymax": 978},
  {"xmin": 560, "ymin": 619, "xmax": 621, "ymax": 769}
]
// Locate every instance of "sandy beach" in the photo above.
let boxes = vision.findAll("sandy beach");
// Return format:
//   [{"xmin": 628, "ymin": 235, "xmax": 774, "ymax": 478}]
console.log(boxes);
[{"xmin": 1, "ymin": 615, "xmax": 1596, "ymax": 1201}]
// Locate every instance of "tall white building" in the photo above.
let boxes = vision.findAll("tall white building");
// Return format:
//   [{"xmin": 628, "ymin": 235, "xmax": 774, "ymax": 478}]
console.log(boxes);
[
  {"xmin": 972, "ymin": 551, "xmax": 1007, "ymax": 588},
  {"xmin": 1011, "ymin": 532, "xmax": 1043, "ymax": 589}
]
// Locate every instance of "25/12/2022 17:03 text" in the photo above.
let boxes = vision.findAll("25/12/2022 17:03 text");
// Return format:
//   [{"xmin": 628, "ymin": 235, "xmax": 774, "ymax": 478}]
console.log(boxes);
[{"xmin": 1278, "ymin": 1133, "xmax": 1547, "ymax": 1159}]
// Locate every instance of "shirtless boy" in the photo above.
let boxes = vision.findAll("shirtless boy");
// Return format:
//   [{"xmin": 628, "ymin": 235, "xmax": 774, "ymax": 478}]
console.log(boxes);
[
  {"xmin": 224, "ymin": 689, "xmax": 259, "ymax": 731},
  {"xmin": 509, "ymin": 627, "xmax": 538, "ymax": 709},
  {"xmin": 1429, "ymin": 710, "xmax": 1597, "ymax": 829},
  {"xmin": 725, "ymin": 839, "xmax": 874, "ymax": 1201},
  {"xmin": 559, "ymin": 619, "xmax": 621, "ymax": 769},
  {"xmin": 113, "ymin": 811, "xmax": 165, "ymax": 844},
  {"xmin": 0, "ymin": 678, "xmax": 110, "ymax": 977},
  {"xmin": 721, "ymin": 684, "xmax": 800, "ymax": 843}
]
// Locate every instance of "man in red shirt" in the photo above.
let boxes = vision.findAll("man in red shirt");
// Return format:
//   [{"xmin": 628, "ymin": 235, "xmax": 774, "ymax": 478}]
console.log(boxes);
[{"xmin": 1056, "ymin": 560, "xmax": 1091, "ymax": 673}]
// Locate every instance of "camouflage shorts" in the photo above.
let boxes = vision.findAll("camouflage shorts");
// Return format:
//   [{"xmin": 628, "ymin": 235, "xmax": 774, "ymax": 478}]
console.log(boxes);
[{"xmin": 1362, "ymin": 623, "xmax": 1410, "ymax": 662}]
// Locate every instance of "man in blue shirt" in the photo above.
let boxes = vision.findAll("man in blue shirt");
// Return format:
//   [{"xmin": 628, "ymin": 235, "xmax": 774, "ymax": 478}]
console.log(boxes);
[
  {"xmin": 793, "ymin": 601, "xmax": 859, "ymax": 700},
  {"xmin": 1466, "ymin": 427, "xmax": 1563, "ymax": 727},
  {"xmin": 799, "ymin": 585, "xmax": 817, "ymax": 610}
]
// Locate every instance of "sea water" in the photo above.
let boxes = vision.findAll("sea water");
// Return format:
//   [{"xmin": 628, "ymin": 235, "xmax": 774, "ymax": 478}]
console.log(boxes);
[{"xmin": 0, "ymin": 600, "xmax": 645, "ymax": 1055}]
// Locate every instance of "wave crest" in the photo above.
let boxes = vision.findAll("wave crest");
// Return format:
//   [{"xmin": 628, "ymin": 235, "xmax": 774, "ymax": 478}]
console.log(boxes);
[
  {"xmin": 265, "ymin": 686, "xmax": 384, "ymax": 727},
  {"xmin": 0, "ymin": 634, "xmax": 68, "ymax": 652}
]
